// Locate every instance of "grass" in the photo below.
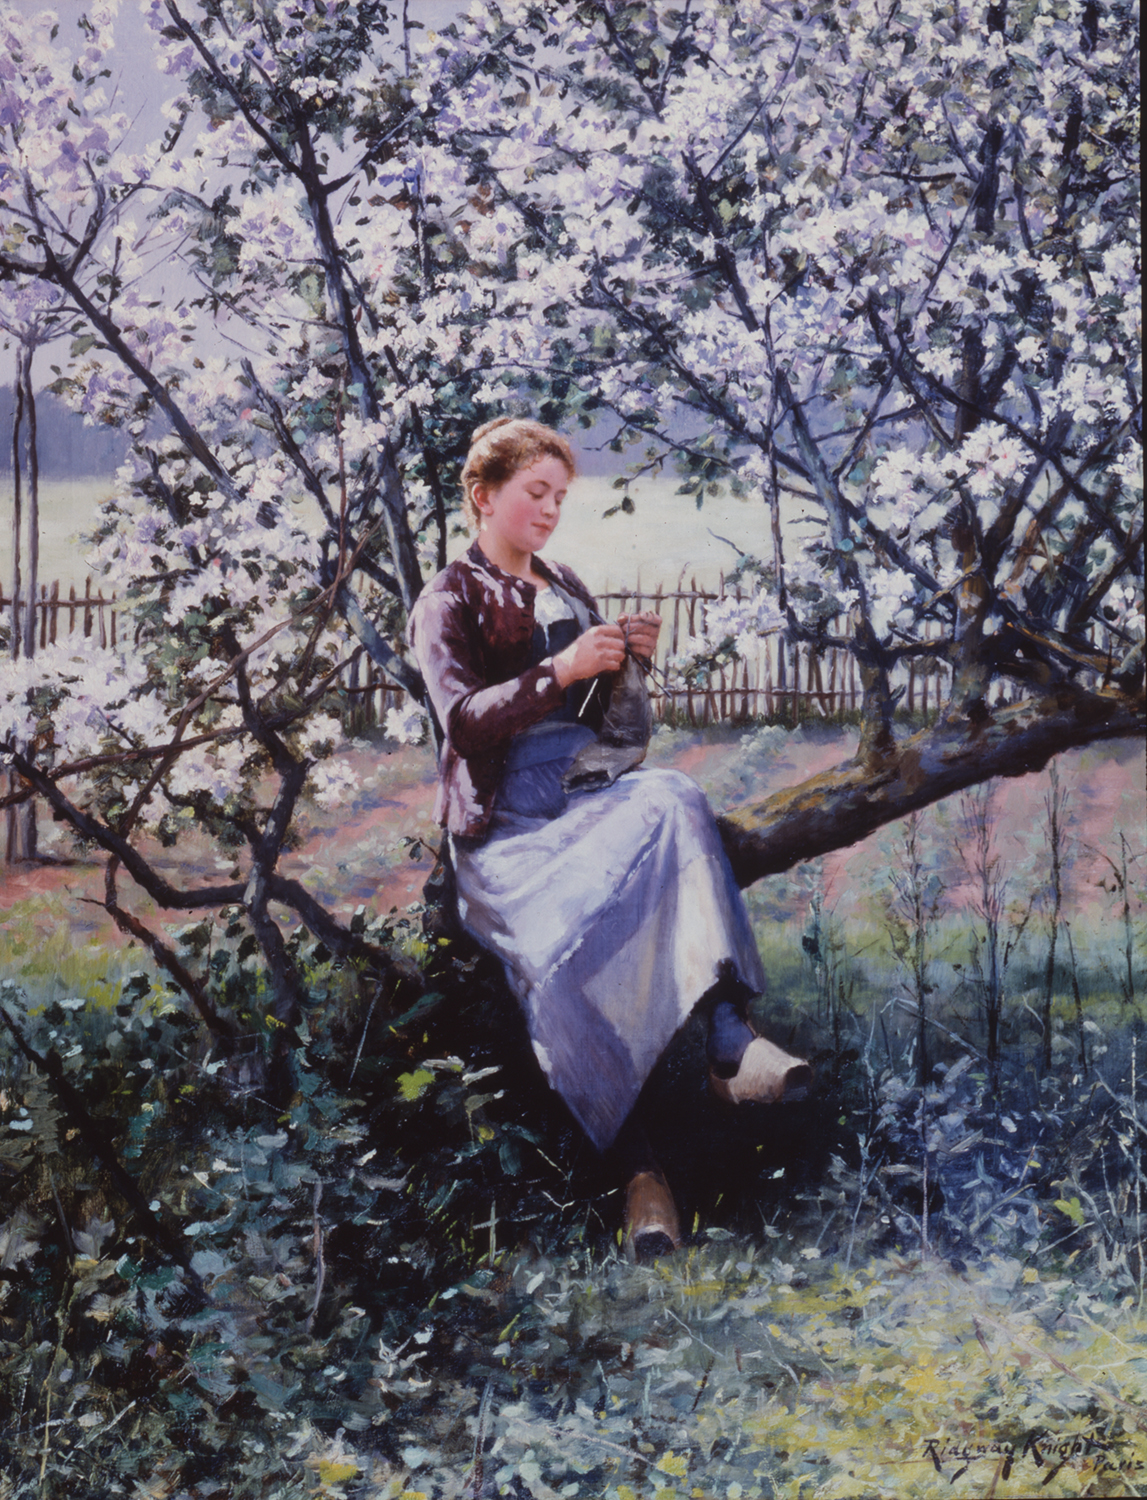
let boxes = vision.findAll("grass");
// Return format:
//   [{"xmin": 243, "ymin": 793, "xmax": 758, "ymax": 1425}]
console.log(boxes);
[
  {"xmin": 0, "ymin": 894, "xmax": 148, "ymax": 1006},
  {"xmin": 0, "ymin": 477, "xmax": 115, "ymax": 590},
  {"xmin": 386, "ymin": 1242, "xmax": 1147, "ymax": 1499}
]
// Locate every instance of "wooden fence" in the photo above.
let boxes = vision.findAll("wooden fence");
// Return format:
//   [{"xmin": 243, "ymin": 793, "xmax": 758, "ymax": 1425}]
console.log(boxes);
[
  {"xmin": 340, "ymin": 574, "xmax": 955, "ymax": 729},
  {"xmin": 597, "ymin": 575, "xmax": 950, "ymax": 726},
  {"xmin": 0, "ymin": 573, "xmax": 966, "ymax": 729},
  {"xmin": 0, "ymin": 577, "xmax": 120, "ymax": 650}
]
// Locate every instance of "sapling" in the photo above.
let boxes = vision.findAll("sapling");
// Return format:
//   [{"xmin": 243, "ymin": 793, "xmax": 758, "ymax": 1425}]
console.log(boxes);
[
  {"xmin": 1064, "ymin": 920, "xmax": 1087, "ymax": 1071},
  {"xmin": 800, "ymin": 859, "xmax": 855, "ymax": 1058},
  {"xmin": 882, "ymin": 810, "xmax": 944, "ymax": 1089},
  {"xmin": 1039, "ymin": 762, "xmax": 1075, "ymax": 1071},
  {"xmin": 1093, "ymin": 830, "xmax": 1144, "ymax": 1007},
  {"xmin": 954, "ymin": 781, "xmax": 1034, "ymax": 1076},
  {"xmin": 1, "ymin": 291, "xmax": 63, "ymax": 862}
]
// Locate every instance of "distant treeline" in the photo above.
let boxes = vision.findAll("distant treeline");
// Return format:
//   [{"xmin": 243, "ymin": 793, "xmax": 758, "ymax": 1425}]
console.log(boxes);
[{"xmin": 0, "ymin": 388, "xmax": 126, "ymax": 478}]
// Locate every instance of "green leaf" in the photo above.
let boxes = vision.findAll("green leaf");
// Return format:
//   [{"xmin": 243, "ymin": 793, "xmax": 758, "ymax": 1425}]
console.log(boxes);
[{"xmin": 397, "ymin": 1067, "xmax": 436, "ymax": 1102}]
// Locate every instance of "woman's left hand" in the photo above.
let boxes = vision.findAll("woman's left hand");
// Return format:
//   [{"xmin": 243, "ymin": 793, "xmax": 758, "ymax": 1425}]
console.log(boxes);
[{"xmin": 617, "ymin": 611, "xmax": 661, "ymax": 664}]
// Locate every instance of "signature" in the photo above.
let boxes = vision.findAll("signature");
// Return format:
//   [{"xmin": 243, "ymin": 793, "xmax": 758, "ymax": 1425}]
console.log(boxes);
[{"xmin": 920, "ymin": 1431, "xmax": 1141, "ymax": 1484}]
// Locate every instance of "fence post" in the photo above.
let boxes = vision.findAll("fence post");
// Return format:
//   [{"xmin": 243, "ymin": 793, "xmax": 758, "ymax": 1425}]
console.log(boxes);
[
  {"xmin": 827, "ymin": 633, "xmax": 838, "ymax": 716},
  {"xmin": 811, "ymin": 651, "xmax": 826, "ymax": 716},
  {"xmin": 671, "ymin": 573, "xmax": 684, "ymax": 726},
  {"xmin": 792, "ymin": 642, "xmax": 801, "ymax": 726},
  {"xmin": 347, "ymin": 650, "xmax": 360, "ymax": 733}
]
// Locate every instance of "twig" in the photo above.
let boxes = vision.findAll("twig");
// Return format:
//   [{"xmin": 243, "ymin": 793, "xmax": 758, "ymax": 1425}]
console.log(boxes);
[
  {"xmin": 306, "ymin": 1179, "xmax": 325, "ymax": 1335},
  {"xmin": 49, "ymin": 1173, "xmax": 75, "ymax": 1260},
  {"xmin": 890, "ymin": 997, "xmax": 987, "ymax": 1060},
  {"xmin": 466, "ymin": 1379, "xmax": 494, "ymax": 1499},
  {"xmin": 350, "ymin": 987, "xmax": 380, "ymax": 1082}
]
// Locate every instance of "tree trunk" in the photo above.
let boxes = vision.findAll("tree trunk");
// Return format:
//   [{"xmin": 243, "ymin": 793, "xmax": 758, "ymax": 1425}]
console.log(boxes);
[
  {"xmin": 6, "ymin": 343, "xmax": 38, "ymax": 862},
  {"xmin": 18, "ymin": 349, "xmax": 38, "ymax": 859},
  {"xmin": 5, "ymin": 368, "xmax": 19, "ymax": 863}
]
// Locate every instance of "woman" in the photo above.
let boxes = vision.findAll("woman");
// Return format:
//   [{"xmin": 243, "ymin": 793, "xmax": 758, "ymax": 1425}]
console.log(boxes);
[{"xmin": 408, "ymin": 418, "xmax": 809, "ymax": 1257}]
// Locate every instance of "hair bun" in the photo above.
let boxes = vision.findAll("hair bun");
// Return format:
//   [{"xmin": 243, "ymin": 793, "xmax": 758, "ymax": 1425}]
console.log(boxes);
[{"xmin": 470, "ymin": 417, "xmax": 517, "ymax": 443}]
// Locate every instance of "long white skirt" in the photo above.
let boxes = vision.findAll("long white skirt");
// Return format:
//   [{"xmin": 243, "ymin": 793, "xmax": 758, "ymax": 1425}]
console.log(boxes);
[{"xmin": 452, "ymin": 767, "xmax": 765, "ymax": 1150}]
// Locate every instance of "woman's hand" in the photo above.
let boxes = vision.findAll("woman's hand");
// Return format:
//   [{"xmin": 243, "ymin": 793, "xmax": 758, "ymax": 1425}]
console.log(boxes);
[
  {"xmin": 553, "ymin": 622, "xmax": 627, "ymax": 687},
  {"xmin": 618, "ymin": 611, "xmax": 662, "ymax": 664}
]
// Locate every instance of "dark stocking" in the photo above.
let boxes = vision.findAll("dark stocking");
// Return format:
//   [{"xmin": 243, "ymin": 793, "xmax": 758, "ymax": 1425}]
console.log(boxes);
[
  {"xmin": 608, "ymin": 1112, "xmax": 661, "ymax": 1182},
  {"xmin": 703, "ymin": 968, "xmax": 755, "ymax": 1078}
]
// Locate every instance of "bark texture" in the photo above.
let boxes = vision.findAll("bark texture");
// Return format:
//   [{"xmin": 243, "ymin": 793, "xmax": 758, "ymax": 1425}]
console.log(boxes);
[{"xmin": 718, "ymin": 683, "xmax": 1145, "ymax": 887}]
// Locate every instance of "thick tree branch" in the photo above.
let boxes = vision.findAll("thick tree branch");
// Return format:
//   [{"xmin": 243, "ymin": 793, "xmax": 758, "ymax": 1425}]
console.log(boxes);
[
  {"xmin": 293, "ymin": 122, "xmax": 424, "ymax": 614},
  {"xmin": 101, "ymin": 857, "xmax": 235, "ymax": 1039},
  {"xmin": 163, "ymin": 0, "xmax": 300, "ymax": 174},
  {"xmin": 775, "ymin": 367, "xmax": 898, "ymax": 762},
  {"xmin": 337, "ymin": 582, "xmax": 423, "ymax": 697},
  {"xmin": 718, "ymin": 682, "xmax": 1145, "ymax": 886},
  {"xmin": 240, "ymin": 358, "xmax": 340, "ymax": 531},
  {"xmin": 32, "ymin": 226, "xmax": 247, "ymax": 510}
]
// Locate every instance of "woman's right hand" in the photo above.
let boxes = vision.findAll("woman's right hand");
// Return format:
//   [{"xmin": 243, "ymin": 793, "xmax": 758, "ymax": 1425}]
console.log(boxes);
[{"xmin": 553, "ymin": 623, "xmax": 627, "ymax": 687}]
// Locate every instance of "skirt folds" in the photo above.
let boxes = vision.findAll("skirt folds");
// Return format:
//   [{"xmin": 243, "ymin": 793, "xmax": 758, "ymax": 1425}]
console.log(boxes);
[{"xmin": 452, "ymin": 768, "xmax": 765, "ymax": 1150}]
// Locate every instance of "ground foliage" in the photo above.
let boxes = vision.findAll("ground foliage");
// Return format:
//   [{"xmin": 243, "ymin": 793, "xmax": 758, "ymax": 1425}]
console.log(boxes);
[{"xmin": 1, "ymin": 736, "xmax": 1144, "ymax": 1499}]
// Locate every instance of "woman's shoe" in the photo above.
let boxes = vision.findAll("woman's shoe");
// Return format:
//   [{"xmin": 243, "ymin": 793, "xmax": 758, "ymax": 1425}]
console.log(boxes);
[
  {"xmin": 709, "ymin": 1036, "xmax": 812, "ymax": 1105},
  {"xmin": 624, "ymin": 1170, "xmax": 681, "ymax": 1261}
]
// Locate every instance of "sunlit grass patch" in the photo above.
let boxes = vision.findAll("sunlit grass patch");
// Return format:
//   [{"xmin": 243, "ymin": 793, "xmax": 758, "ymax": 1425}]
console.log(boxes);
[
  {"xmin": 0, "ymin": 895, "xmax": 143, "ymax": 1005},
  {"xmin": 460, "ymin": 1244, "xmax": 1147, "ymax": 1499}
]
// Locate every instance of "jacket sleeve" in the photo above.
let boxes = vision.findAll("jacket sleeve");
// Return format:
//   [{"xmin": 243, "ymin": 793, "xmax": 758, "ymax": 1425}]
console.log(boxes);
[{"xmin": 409, "ymin": 585, "xmax": 569, "ymax": 758}]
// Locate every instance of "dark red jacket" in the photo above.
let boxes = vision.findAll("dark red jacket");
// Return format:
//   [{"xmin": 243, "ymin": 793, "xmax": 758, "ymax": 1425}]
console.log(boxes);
[{"xmin": 407, "ymin": 541, "xmax": 605, "ymax": 837}]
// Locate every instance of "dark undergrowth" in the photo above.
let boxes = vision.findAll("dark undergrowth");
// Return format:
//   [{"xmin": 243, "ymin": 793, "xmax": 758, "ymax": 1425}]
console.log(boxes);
[{"xmin": 1, "ymin": 904, "xmax": 1145, "ymax": 1498}]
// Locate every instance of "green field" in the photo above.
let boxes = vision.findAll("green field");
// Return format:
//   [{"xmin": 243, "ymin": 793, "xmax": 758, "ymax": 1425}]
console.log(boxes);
[{"xmin": 1, "ymin": 470, "xmax": 825, "ymax": 597}]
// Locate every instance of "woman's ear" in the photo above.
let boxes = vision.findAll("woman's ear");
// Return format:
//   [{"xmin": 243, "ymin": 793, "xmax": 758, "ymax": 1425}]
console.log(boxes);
[{"xmin": 471, "ymin": 482, "xmax": 493, "ymax": 519}]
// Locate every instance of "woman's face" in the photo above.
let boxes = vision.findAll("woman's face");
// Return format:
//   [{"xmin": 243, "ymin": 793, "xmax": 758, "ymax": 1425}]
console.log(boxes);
[{"xmin": 473, "ymin": 455, "xmax": 572, "ymax": 558}]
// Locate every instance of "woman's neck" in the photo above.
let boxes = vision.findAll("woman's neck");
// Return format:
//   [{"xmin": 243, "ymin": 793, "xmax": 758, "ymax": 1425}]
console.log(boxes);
[{"xmin": 476, "ymin": 531, "xmax": 548, "ymax": 585}]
